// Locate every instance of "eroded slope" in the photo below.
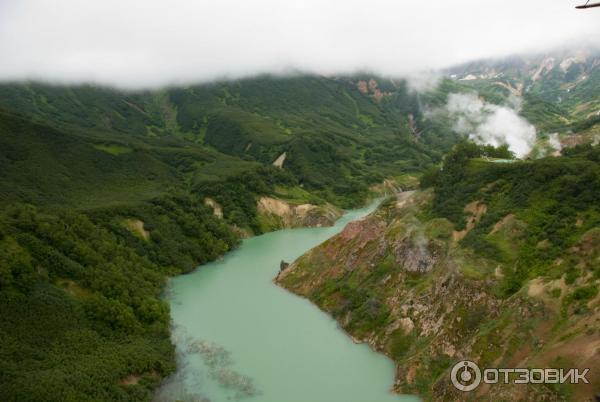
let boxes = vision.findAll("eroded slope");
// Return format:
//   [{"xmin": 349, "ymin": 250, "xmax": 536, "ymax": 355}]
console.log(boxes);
[{"xmin": 278, "ymin": 145, "xmax": 600, "ymax": 401}]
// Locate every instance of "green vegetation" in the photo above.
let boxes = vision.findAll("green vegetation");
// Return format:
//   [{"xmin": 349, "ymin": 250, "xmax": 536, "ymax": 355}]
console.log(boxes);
[
  {"xmin": 275, "ymin": 52, "xmax": 600, "ymax": 401},
  {"xmin": 195, "ymin": 166, "xmax": 297, "ymax": 233},
  {"xmin": 0, "ymin": 197, "xmax": 237, "ymax": 401},
  {"xmin": 4, "ymin": 57, "xmax": 598, "ymax": 400},
  {"xmin": 0, "ymin": 76, "xmax": 453, "ymax": 208},
  {"xmin": 423, "ymin": 142, "xmax": 600, "ymax": 296},
  {"xmin": 0, "ymin": 75, "xmax": 462, "ymax": 401},
  {"xmin": 387, "ymin": 329, "xmax": 418, "ymax": 360},
  {"xmin": 94, "ymin": 144, "xmax": 133, "ymax": 155},
  {"xmin": 281, "ymin": 138, "xmax": 600, "ymax": 401},
  {"xmin": 451, "ymin": 52, "xmax": 600, "ymax": 149}
]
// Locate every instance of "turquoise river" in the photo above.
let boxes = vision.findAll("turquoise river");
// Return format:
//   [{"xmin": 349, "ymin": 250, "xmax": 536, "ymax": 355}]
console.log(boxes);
[{"xmin": 155, "ymin": 201, "xmax": 418, "ymax": 402}]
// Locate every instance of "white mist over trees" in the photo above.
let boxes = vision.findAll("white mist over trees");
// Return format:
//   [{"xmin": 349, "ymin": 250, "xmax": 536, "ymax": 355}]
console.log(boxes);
[{"xmin": 442, "ymin": 93, "xmax": 537, "ymax": 158}]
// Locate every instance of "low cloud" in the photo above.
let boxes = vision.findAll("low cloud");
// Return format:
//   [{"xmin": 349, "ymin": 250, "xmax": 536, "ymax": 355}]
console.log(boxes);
[
  {"xmin": 405, "ymin": 71, "xmax": 442, "ymax": 93},
  {"xmin": 1, "ymin": 0, "xmax": 599, "ymax": 88},
  {"xmin": 444, "ymin": 93, "xmax": 537, "ymax": 158}
]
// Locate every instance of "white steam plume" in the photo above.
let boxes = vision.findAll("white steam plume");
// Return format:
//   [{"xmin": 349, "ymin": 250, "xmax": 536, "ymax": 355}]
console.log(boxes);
[
  {"xmin": 444, "ymin": 93, "xmax": 536, "ymax": 158},
  {"xmin": 548, "ymin": 133, "xmax": 562, "ymax": 151},
  {"xmin": 405, "ymin": 70, "xmax": 442, "ymax": 93}
]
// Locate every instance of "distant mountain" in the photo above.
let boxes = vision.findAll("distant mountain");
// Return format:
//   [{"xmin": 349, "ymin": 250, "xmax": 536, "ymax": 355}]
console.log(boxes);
[
  {"xmin": 445, "ymin": 47, "xmax": 600, "ymax": 151},
  {"xmin": 447, "ymin": 47, "xmax": 600, "ymax": 94}
]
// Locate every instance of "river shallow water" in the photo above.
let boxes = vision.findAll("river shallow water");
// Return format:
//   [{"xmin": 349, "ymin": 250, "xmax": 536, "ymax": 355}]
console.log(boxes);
[{"xmin": 156, "ymin": 200, "xmax": 418, "ymax": 402}]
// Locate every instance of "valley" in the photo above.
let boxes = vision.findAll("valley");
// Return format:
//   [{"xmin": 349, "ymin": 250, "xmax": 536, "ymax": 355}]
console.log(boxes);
[
  {"xmin": 154, "ymin": 200, "xmax": 417, "ymax": 402},
  {"xmin": 0, "ymin": 47, "xmax": 599, "ymax": 402},
  {"xmin": 278, "ymin": 144, "xmax": 600, "ymax": 401}
]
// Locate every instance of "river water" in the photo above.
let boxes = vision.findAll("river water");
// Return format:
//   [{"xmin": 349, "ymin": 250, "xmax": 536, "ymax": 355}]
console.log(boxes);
[{"xmin": 156, "ymin": 200, "xmax": 417, "ymax": 402}]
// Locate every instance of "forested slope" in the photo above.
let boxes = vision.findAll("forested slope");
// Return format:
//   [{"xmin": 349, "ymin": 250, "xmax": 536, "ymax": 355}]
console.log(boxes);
[
  {"xmin": 278, "ymin": 143, "xmax": 600, "ymax": 401},
  {"xmin": 0, "ymin": 75, "xmax": 457, "ymax": 401}
]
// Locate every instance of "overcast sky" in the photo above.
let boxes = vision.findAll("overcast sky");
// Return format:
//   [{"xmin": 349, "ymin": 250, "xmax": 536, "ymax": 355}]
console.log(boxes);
[{"xmin": 0, "ymin": 0, "xmax": 599, "ymax": 88}]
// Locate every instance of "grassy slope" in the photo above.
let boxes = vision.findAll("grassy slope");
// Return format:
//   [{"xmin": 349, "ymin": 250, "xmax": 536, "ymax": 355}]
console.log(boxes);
[
  {"xmin": 278, "ymin": 144, "xmax": 600, "ymax": 401},
  {"xmin": 0, "ymin": 109, "xmax": 178, "ymax": 208},
  {"xmin": 0, "ymin": 76, "xmax": 453, "ymax": 207}
]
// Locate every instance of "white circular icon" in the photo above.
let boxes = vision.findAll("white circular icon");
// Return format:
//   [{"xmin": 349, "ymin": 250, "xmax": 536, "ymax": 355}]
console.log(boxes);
[{"xmin": 451, "ymin": 360, "xmax": 482, "ymax": 392}]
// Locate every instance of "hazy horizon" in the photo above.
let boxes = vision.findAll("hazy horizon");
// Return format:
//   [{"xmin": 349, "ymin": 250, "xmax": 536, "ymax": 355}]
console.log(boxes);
[{"xmin": 1, "ymin": 0, "xmax": 600, "ymax": 89}]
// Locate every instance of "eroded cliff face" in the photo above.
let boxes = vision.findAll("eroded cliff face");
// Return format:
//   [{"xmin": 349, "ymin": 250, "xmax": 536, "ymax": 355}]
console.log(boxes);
[
  {"xmin": 256, "ymin": 197, "xmax": 342, "ymax": 230},
  {"xmin": 276, "ymin": 191, "xmax": 600, "ymax": 401}
]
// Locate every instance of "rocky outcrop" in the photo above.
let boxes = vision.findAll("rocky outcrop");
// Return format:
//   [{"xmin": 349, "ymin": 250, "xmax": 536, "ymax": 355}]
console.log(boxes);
[
  {"xmin": 451, "ymin": 201, "xmax": 487, "ymax": 242},
  {"xmin": 391, "ymin": 234, "xmax": 436, "ymax": 273},
  {"xmin": 272, "ymin": 152, "xmax": 286, "ymax": 168},
  {"xmin": 204, "ymin": 197, "xmax": 223, "ymax": 218},
  {"xmin": 257, "ymin": 197, "xmax": 342, "ymax": 229},
  {"xmin": 123, "ymin": 218, "xmax": 150, "ymax": 241},
  {"xmin": 356, "ymin": 78, "xmax": 390, "ymax": 101}
]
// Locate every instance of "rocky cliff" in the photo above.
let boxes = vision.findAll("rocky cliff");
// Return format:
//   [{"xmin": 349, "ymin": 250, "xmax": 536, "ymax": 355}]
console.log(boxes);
[
  {"xmin": 277, "ymin": 190, "xmax": 600, "ymax": 401},
  {"xmin": 256, "ymin": 196, "xmax": 342, "ymax": 230}
]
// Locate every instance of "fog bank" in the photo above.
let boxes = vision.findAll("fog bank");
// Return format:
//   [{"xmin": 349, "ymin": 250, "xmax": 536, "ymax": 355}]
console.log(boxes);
[{"xmin": 1, "ymin": 0, "xmax": 599, "ymax": 88}]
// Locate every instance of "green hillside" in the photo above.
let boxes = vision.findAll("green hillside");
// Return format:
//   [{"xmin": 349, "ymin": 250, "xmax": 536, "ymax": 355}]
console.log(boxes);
[
  {"xmin": 0, "ymin": 76, "xmax": 454, "ymax": 207},
  {"xmin": 278, "ymin": 143, "xmax": 600, "ymax": 401},
  {"xmin": 2, "ymin": 64, "xmax": 597, "ymax": 401},
  {"xmin": 0, "ymin": 109, "xmax": 178, "ymax": 208},
  {"xmin": 0, "ymin": 75, "xmax": 460, "ymax": 401}
]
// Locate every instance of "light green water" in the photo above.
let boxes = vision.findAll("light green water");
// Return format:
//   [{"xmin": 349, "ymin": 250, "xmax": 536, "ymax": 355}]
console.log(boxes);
[{"xmin": 156, "ymin": 201, "xmax": 417, "ymax": 402}]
